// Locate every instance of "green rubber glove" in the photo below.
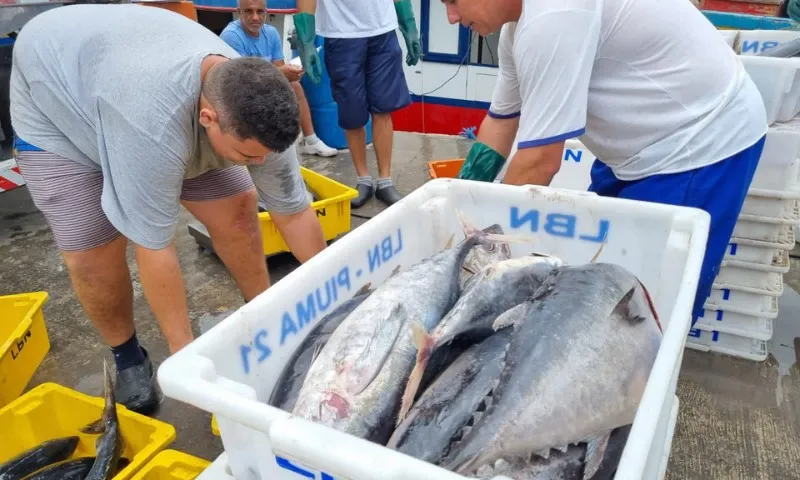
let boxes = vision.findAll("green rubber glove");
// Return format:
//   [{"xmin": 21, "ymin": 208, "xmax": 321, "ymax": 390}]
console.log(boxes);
[
  {"xmin": 394, "ymin": 0, "xmax": 421, "ymax": 66},
  {"xmin": 293, "ymin": 13, "xmax": 323, "ymax": 84},
  {"xmin": 457, "ymin": 142, "xmax": 507, "ymax": 182}
]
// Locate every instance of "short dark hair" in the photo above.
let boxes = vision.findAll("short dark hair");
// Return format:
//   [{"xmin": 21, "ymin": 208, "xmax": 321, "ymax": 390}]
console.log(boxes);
[{"xmin": 202, "ymin": 57, "xmax": 300, "ymax": 153}]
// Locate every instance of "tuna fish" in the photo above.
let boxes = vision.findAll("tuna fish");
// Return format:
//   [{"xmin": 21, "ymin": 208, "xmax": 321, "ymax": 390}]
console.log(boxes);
[
  {"xmin": 441, "ymin": 262, "xmax": 662, "ymax": 480},
  {"xmin": 397, "ymin": 255, "xmax": 563, "ymax": 421},
  {"xmin": 387, "ymin": 327, "xmax": 513, "ymax": 464},
  {"xmin": 291, "ymin": 212, "xmax": 533, "ymax": 444},
  {"xmin": 459, "ymin": 224, "xmax": 512, "ymax": 290},
  {"xmin": 0, "ymin": 436, "xmax": 79, "ymax": 480},
  {"xmin": 82, "ymin": 360, "xmax": 124, "ymax": 480},
  {"xmin": 269, "ymin": 282, "xmax": 375, "ymax": 411},
  {"xmin": 24, "ymin": 457, "xmax": 131, "ymax": 480},
  {"xmin": 471, "ymin": 425, "xmax": 631, "ymax": 480}
]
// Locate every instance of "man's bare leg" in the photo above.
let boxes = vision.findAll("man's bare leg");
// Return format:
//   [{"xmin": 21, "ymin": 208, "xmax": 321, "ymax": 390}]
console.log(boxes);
[
  {"xmin": 61, "ymin": 235, "xmax": 135, "ymax": 347},
  {"xmin": 372, "ymin": 112, "xmax": 403, "ymax": 205},
  {"xmin": 61, "ymin": 235, "xmax": 161, "ymax": 415},
  {"xmin": 345, "ymin": 126, "xmax": 374, "ymax": 208},
  {"xmin": 182, "ymin": 188, "xmax": 270, "ymax": 302},
  {"xmin": 292, "ymin": 82, "xmax": 337, "ymax": 157}
]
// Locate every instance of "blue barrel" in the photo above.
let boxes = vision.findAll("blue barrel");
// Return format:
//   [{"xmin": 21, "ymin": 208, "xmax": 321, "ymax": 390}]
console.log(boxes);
[{"xmin": 293, "ymin": 37, "xmax": 373, "ymax": 150}]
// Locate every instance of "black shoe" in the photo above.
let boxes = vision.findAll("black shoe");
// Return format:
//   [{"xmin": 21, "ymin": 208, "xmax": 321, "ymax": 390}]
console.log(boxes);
[
  {"xmin": 351, "ymin": 183, "xmax": 374, "ymax": 209},
  {"xmin": 114, "ymin": 348, "xmax": 161, "ymax": 416},
  {"xmin": 375, "ymin": 185, "xmax": 404, "ymax": 206}
]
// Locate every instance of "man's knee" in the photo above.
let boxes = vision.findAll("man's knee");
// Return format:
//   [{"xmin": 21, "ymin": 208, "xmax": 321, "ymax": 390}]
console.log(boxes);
[{"xmin": 226, "ymin": 188, "xmax": 260, "ymax": 232}]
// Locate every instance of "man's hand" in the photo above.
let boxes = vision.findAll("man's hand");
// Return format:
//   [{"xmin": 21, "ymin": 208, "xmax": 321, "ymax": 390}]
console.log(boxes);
[
  {"xmin": 293, "ymin": 13, "xmax": 323, "ymax": 84},
  {"xmin": 394, "ymin": 0, "xmax": 421, "ymax": 66},
  {"xmin": 457, "ymin": 142, "xmax": 507, "ymax": 182},
  {"xmin": 278, "ymin": 64, "xmax": 304, "ymax": 82}
]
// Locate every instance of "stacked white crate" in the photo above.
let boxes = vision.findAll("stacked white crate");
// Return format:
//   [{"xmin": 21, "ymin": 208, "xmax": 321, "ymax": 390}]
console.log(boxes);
[{"xmin": 686, "ymin": 29, "xmax": 800, "ymax": 360}]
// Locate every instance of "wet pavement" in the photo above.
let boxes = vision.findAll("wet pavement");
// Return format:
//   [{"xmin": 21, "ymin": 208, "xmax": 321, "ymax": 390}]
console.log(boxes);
[{"xmin": 2, "ymin": 132, "xmax": 800, "ymax": 478}]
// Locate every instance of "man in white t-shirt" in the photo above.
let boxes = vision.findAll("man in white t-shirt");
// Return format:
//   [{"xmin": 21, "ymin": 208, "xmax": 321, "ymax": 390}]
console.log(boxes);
[
  {"xmin": 293, "ymin": 0, "xmax": 421, "ymax": 208},
  {"xmin": 448, "ymin": 0, "xmax": 768, "ymax": 327}
]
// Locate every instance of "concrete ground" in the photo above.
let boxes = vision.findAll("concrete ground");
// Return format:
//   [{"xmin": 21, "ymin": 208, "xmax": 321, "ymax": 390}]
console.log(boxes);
[{"xmin": 1, "ymin": 131, "xmax": 799, "ymax": 478}]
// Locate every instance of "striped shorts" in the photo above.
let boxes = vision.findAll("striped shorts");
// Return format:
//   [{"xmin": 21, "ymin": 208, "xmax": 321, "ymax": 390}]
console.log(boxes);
[{"xmin": 14, "ymin": 142, "xmax": 255, "ymax": 252}]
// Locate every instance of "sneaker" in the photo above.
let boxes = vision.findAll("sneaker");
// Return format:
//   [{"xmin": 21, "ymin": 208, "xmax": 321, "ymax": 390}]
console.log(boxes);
[
  {"xmin": 114, "ymin": 347, "xmax": 162, "ymax": 416},
  {"xmin": 299, "ymin": 137, "xmax": 338, "ymax": 157}
]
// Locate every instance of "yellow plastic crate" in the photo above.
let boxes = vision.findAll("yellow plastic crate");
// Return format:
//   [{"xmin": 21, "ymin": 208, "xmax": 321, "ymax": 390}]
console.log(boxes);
[
  {"xmin": 131, "ymin": 449, "xmax": 211, "ymax": 479},
  {"xmin": 258, "ymin": 167, "xmax": 358, "ymax": 257},
  {"xmin": 0, "ymin": 382, "xmax": 176, "ymax": 480},
  {"xmin": 0, "ymin": 292, "xmax": 50, "ymax": 408},
  {"xmin": 211, "ymin": 415, "xmax": 219, "ymax": 436}
]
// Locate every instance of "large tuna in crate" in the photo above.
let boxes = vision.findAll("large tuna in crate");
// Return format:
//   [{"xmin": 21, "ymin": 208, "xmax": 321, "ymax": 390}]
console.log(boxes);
[{"xmin": 158, "ymin": 178, "xmax": 710, "ymax": 480}]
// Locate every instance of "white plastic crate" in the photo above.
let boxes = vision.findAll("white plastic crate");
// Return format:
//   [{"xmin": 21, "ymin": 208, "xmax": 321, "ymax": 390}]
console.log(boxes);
[
  {"xmin": 705, "ymin": 283, "xmax": 783, "ymax": 312},
  {"xmin": 197, "ymin": 453, "xmax": 236, "ymax": 480},
  {"xmin": 157, "ymin": 179, "xmax": 710, "ymax": 480},
  {"xmin": 735, "ymin": 29, "xmax": 800, "ymax": 56},
  {"xmin": 733, "ymin": 202, "xmax": 800, "ymax": 242},
  {"xmin": 739, "ymin": 55, "xmax": 800, "ymax": 125},
  {"xmin": 713, "ymin": 269, "xmax": 784, "ymax": 297},
  {"xmin": 741, "ymin": 191, "xmax": 800, "ymax": 218},
  {"xmin": 697, "ymin": 295, "xmax": 777, "ymax": 341},
  {"xmin": 685, "ymin": 327, "xmax": 768, "ymax": 361},
  {"xmin": 715, "ymin": 249, "xmax": 790, "ymax": 291},
  {"xmin": 725, "ymin": 225, "xmax": 794, "ymax": 265}
]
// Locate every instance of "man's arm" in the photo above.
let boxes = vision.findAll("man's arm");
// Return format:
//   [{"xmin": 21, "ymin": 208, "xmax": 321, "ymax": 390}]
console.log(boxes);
[
  {"xmin": 247, "ymin": 148, "xmax": 326, "ymax": 263},
  {"xmin": 456, "ymin": 24, "xmax": 520, "ymax": 182},
  {"xmin": 98, "ymin": 112, "xmax": 194, "ymax": 352},
  {"xmin": 297, "ymin": 0, "xmax": 315, "ymax": 13},
  {"xmin": 501, "ymin": 7, "xmax": 600, "ymax": 186}
]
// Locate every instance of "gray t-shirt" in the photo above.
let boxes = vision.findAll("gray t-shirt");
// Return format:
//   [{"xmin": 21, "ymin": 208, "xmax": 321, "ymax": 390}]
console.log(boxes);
[{"xmin": 10, "ymin": 4, "xmax": 309, "ymax": 250}]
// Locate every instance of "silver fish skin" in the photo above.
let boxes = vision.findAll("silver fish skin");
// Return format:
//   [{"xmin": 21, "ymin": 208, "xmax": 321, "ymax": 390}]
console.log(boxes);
[
  {"xmin": 292, "ymin": 215, "xmax": 528, "ymax": 444},
  {"xmin": 471, "ymin": 425, "xmax": 631, "ymax": 480},
  {"xmin": 387, "ymin": 328, "xmax": 513, "ymax": 464},
  {"xmin": 397, "ymin": 256, "xmax": 562, "ymax": 421},
  {"xmin": 82, "ymin": 360, "xmax": 123, "ymax": 480},
  {"xmin": 444, "ymin": 263, "xmax": 662, "ymax": 480},
  {"xmin": 268, "ymin": 283, "xmax": 374, "ymax": 411},
  {"xmin": 459, "ymin": 224, "xmax": 512, "ymax": 290}
]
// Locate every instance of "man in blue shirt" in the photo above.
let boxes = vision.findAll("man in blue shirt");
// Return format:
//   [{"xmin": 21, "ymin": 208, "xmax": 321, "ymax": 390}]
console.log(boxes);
[{"xmin": 221, "ymin": 0, "xmax": 337, "ymax": 158}]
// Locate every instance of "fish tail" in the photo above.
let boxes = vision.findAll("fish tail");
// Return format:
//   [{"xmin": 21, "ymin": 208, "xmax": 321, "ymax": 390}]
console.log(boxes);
[
  {"xmin": 483, "ymin": 232, "xmax": 537, "ymax": 244},
  {"xmin": 456, "ymin": 209, "xmax": 482, "ymax": 238},
  {"xmin": 396, "ymin": 321, "xmax": 435, "ymax": 425}
]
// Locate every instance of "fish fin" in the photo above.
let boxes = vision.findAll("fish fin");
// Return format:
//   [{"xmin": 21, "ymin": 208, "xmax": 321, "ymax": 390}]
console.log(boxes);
[
  {"xmin": 484, "ymin": 233, "xmax": 538, "ymax": 244},
  {"xmin": 583, "ymin": 431, "xmax": 612, "ymax": 480},
  {"xmin": 637, "ymin": 277, "xmax": 662, "ymax": 333},
  {"xmin": 396, "ymin": 320, "xmax": 435, "ymax": 425},
  {"xmin": 492, "ymin": 303, "xmax": 529, "ymax": 331},
  {"xmin": 613, "ymin": 287, "xmax": 647, "ymax": 326},
  {"xmin": 354, "ymin": 282, "xmax": 372, "ymax": 296},
  {"xmin": 456, "ymin": 209, "xmax": 481, "ymax": 238},
  {"xmin": 80, "ymin": 417, "xmax": 106, "ymax": 435},
  {"xmin": 390, "ymin": 265, "xmax": 402, "ymax": 278},
  {"xmin": 590, "ymin": 242, "xmax": 605, "ymax": 263},
  {"xmin": 342, "ymin": 303, "xmax": 405, "ymax": 396},
  {"xmin": 531, "ymin": 448, "xmax": 551, "ymax": 460},
  {"xmin": 444, "ymin": 233, "xmax": 456, "ymax": 249}
]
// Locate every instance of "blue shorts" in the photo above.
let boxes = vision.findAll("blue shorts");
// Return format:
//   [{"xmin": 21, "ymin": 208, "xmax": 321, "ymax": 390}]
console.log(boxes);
[
  {"xmin": 323, "ymin": 31, "xmax": 412, "ymax": 130},
  {"xmin": 588, "ymin": 136, "xmax": 766, "ymax": 326}
]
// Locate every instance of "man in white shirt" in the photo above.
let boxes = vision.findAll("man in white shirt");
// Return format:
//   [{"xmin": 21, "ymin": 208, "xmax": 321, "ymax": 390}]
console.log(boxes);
[
  {"xmin": 448, "ymin": 0, "xmax": 768, "ymax": 327},
  {"xmin": 293, "ymin": 0, "xmax": 421, "ymax": 208}
]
